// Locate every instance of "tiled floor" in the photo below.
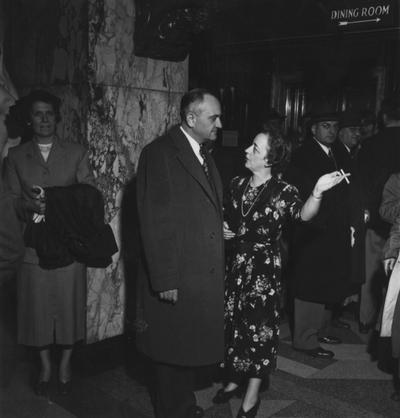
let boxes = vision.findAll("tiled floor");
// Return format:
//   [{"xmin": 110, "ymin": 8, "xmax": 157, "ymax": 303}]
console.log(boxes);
[{"xmin": 1, "ymin": 317, "xmax": 400, "ymax": 418}]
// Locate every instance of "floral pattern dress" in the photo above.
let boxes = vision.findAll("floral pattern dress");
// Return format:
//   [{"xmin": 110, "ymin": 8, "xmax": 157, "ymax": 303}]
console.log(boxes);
[{"xmin": 222, "ymin": 175, "xmax": 303, "ymax": 379}]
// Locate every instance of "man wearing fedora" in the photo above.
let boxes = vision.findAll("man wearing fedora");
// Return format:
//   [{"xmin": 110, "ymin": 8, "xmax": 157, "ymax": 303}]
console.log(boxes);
[
  {"xmin": 285, "ymin": 108, "xmax": 352, "ymax": 359},
  {"xmin": 336, "ymin": 112, "xmax": 369, "ymax": 308}
]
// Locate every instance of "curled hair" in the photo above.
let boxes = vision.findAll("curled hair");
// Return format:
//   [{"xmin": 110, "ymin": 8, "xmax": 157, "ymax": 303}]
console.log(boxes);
[
  {"xmin": 259, "ymin": 122, "xmax": 291, "ymax": 176},
  {"xmin": 22, "ymin": 89, "xmax": 62, "ymax": 123},
  {"xmin": 180, "ymin": 88, "xmax": 217, "ymax": 122}
]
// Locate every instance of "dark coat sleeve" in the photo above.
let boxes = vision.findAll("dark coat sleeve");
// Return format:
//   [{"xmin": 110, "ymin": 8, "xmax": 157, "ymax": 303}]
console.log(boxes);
[
  {"xmin": 0, "ymin": 189, "xmax": 24, "ymax": 285},
  {"xmin": 136, "ymin": 142, "xmax": 179, "ymax": 292}
]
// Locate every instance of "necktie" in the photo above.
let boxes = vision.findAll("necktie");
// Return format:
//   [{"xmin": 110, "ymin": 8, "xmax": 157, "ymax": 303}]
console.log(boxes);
[
  {"xmin": 199, "ymin": 144, "xmax": 213, "ymax": 185},
  {"xmin": 328, "ymin": 148, "xmax": 338, "ymax": 170}
]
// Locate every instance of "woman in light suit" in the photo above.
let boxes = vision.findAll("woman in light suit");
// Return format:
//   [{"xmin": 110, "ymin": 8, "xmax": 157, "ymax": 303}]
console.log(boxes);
[{"xmin": 5, "ymin": 90, "xmax": 95, "ymax": 396}]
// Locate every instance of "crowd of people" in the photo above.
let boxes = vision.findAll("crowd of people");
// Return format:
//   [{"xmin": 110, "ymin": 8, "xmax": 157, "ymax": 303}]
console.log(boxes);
[{"xmin": 1, "ymin": 85, "xmax": 400, "ymax": 418}]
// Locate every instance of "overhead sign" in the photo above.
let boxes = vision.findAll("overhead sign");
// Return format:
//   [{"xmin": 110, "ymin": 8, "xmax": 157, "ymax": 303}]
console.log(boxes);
[{"xmin": 330, "ymin": 0, "xmax": 397, "ymax": 30}]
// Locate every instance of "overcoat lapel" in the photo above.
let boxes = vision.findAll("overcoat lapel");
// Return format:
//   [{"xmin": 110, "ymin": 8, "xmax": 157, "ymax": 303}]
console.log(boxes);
[{"xmin": 170, "ymin": 127, "xmax": 221, "ymax": 211}]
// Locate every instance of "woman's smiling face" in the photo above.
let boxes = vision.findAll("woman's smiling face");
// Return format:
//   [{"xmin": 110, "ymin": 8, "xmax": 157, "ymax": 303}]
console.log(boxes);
[{"xmin": 30, "ymin": 101, "xmax": 57, "ymax": 140}]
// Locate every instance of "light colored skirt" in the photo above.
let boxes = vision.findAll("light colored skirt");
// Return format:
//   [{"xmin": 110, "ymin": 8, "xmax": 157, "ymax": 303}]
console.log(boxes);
[{"xmin": 17, "ymin": 261, "xmax": 86, "ymax": 347}]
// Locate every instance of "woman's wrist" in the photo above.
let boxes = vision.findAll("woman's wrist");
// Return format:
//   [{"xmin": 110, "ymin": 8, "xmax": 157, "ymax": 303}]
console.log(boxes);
[{"xmin": 311, "ymin": 189, "xmax": 323, "ymax": 199}]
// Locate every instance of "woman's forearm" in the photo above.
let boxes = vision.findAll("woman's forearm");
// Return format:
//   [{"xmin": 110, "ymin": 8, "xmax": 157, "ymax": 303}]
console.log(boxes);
[{"xmin": 300, "ymin": 188, "xmax": 322, "ymax": 221}]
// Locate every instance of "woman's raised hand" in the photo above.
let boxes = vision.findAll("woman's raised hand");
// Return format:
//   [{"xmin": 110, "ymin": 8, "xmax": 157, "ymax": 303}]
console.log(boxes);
[{"xmin": 313, "ymin": 171, "xmax": 351, "ymax": 197}]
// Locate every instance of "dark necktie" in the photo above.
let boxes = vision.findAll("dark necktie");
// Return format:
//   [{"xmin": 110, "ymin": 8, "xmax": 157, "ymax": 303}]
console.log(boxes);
[
  {"xmin": 199, "ymin": 144, "xmax": 213, "ymax": 185},
  {"xmin": 328, "ymin": 148, "xmax": 338, "ymax": 170}
]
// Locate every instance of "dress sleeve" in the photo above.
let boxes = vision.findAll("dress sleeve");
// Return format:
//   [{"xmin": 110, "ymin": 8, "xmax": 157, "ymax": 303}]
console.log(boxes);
[{"xmin": 276, "ymin": 183, "xmax": 304, "ymax": 221}]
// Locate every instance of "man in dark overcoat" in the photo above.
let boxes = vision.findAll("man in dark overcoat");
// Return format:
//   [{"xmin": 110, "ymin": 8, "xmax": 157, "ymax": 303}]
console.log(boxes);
[
  {"xmin": 136, "ymin": 89, "xmax": 224, "ymax": 418},
  {"xmin": 286, "ymin": 111, "xmax": 352, "ymax": 359},
  {"xmin": 336, "ymin": 112, "xmax": 368, "ymax": 293}
]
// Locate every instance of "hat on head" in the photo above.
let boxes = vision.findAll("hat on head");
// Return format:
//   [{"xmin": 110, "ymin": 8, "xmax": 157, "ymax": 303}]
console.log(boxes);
[
  {"xmin": 307, "ymin": 101, "xmax": 339, "ymax": 125},
  {"xmin": 339, "ymin": 110, "xmax": 362, "ymax": 129}
]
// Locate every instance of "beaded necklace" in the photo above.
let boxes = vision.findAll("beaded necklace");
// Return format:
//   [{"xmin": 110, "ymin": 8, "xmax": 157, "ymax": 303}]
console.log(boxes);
[{"xmin": 240, "ymin": 177, "xmax": 271, "ymax": 217}]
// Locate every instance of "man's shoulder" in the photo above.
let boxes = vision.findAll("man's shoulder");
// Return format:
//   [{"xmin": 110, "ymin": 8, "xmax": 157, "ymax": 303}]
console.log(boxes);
[{"xmin": 144, "ymin": 125, "xmax": 181, "ymax": 151}]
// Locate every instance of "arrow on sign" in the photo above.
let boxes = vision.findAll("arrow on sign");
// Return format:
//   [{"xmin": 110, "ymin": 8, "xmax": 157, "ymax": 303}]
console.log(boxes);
[{"xmin": 339, "ymin": 18, "xmax": 381, "ymax": 26}]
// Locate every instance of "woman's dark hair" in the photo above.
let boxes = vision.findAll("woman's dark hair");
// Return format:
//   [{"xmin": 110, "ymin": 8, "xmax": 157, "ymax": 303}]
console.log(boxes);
[
  {"xmin": 259, "ymin": 122, "xmax": 291, "ymax": 176},
  {"xmin": 22, "ymin": 89, "xmax": 62, "ymax": 123},
  {"xmin": 180, "ymin": 88, "xmax": 216, "ymax": 122}
]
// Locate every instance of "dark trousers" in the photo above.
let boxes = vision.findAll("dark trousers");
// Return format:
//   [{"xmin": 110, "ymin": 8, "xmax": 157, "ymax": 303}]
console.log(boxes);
[
  {"xmin": 293, "ymin": 298, "xmax": 332, "ymax": 349},
  {"xmin": 153, "ymin": 362, "xmax": 196, "ymax": 418}
]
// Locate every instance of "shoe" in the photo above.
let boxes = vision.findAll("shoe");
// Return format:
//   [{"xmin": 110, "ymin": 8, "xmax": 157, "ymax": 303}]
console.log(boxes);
[
  {"xmin": 212, "ymin": 386, "xmax": 243, "ymax": 404},
  {"xmin": 318, "ymin": 336, "xmax": 342, "ymax": 344},
  {"xmin": 237, "ymin": 398, "xmax": 261, "ymax": 418},
  {"xmin": 188, "ymin": 405, "xmax": 204, "ymax": 418},
  {"xmin": 331, "ymin": 318, "xmax": 351, "ymax": 329},
  {"xmin": 294, "ymin": 346, "xmax": 334, "ymax": 359},
  {"xmin": 58, "ymin": 380, "xmax": 72, "ymax": 395},
  {"xmin": 34, "ymin": 380, "xmax": 49, "ymax": 397},
  {"xmin": 359, "ymin": 322, "xmax": 371, "ymax": 334}
]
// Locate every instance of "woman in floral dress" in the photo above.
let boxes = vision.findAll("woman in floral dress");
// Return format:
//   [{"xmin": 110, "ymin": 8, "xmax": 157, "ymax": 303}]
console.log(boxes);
[{"xmin": 213, "ymin": 126, "xmax": 349, "ymax": 418}]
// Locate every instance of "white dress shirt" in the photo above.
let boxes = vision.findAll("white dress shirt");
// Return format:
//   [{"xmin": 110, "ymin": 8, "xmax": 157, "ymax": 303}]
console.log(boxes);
[{"xmin": 180, "ymin": 126, "xmax": 204, "ymax": 164}]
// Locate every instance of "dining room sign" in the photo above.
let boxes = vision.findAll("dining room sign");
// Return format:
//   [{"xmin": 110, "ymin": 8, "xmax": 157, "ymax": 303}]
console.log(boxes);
[{"xmin": 329, "ymin": 0, "xmax": 397, "ymax": 30}]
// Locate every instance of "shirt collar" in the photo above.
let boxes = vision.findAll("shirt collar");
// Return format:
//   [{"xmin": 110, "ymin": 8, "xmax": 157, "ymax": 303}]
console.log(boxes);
[
  {"xmin": 313, "ymin": 137, "xmax": 331, "ymax": 155},
  {"xmin": 180, "ymin": 126, "xmax": 203, "ymax": 163}
]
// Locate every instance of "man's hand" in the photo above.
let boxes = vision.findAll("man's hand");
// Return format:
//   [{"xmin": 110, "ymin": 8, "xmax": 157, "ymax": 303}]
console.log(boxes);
[
  {"xmin": 383, "ymin": 258, "xmax": 396, "ymax": 276},
  {"xmin": 159, "ymin": 289, "xmax": 178, "ymax": 304}
]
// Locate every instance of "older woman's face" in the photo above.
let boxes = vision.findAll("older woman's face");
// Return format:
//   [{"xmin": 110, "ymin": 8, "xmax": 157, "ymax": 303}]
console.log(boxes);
[
  {"xmin": 30, "ymin": 101, "xmax": 57, "ymax": 140},
  {"xmin": 245, "ymin": 133, "xmax": 270, "ymax": 173}
]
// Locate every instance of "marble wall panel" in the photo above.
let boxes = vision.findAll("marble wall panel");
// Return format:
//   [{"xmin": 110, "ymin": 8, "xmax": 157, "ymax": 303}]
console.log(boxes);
[{"xmin": 89, "ymin": 0, "xmax": 188, "ymax": 92}]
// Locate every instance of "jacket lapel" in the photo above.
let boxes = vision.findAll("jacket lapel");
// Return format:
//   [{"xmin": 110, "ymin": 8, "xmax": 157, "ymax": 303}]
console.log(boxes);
[
  {"xmin": 170, "ymin": 126, "xmax": 220, "ymax": 210},
  {"xmin": 26, "ymin": 137, "xmax": 66, "ymax": 168},
  {"xmin": 46, "ymin": 137, "xmax": 67, "ymax": 166},
  {"xmin": 25, "ymin": 140, "xmax": 46, "ymax": 168}
]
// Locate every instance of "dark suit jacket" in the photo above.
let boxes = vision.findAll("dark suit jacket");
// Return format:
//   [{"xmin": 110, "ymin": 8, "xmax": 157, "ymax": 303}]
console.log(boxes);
[
  {"xmin": 136, "ymin": 125, "xmax": 225, "ymax": 366},
  {"xmin": 285, "ymin": 138, "xmax": 352, "ymax": 303}
]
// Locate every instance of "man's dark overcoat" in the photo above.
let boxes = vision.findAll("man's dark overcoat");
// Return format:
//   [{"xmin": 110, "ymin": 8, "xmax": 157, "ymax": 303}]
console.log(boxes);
[
  {"xmin": 136, "ymin": 126, "xmax": 225, "ymax": 366},
  {"xmin": 334, "ymin": 140, "xmax": 366, "ymax": 287},
  {"xmin": 286, "ymin": 138, "xmax": 351, "ymax": 303}
]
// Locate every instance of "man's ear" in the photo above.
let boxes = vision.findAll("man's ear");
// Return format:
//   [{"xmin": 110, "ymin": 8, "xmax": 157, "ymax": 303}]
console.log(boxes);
[{"xmin": 186, "ymin": 111, "xmax": 196, "ymax": 128}]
